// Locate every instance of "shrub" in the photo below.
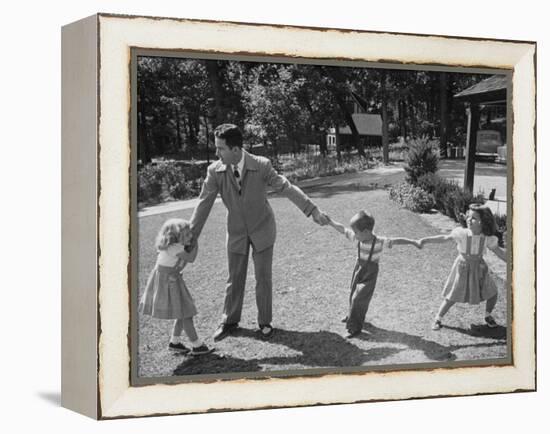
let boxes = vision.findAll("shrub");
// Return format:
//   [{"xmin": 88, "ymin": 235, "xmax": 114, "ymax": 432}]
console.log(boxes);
[
  {"xmin": 389, "ymin": 182, "xmax": 435, "ymax": 213},
  {"xmin": 138, "ymin": 161, "xmax": 203, "ymax": 203},
  {"xmin": 138, "ymin": 164, "xmax": 164, "ymax": 203},
  {"xmin": 160, "ymin": 162, "xmax": 193, "ymax": 200},
  {"xmin": 404, "ymin": 137, "xmax": 439, "ymax": 185},
  {"xmin": 281, "ymin": 153, "xmax": 371, "ymax": 183},
  {"xmin": 414, "ymin": 173, "xmax": 485, "ymax": 222},
  {"xmin": 494, "ymin": 213, "xmax": 507, "ymax": 247},
  {"xmin": 392, "ymin": 171, "xmax": 487, "ymax": 225},
  {"xmin": 415, "ymin": 172, "xmax": 440, "ymax": 195}
]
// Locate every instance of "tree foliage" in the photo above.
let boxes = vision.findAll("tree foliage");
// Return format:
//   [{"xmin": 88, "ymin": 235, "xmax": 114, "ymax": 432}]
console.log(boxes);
[{"xmin": 136, "ymin": 56, "xmax": 491, "ymax": 163}]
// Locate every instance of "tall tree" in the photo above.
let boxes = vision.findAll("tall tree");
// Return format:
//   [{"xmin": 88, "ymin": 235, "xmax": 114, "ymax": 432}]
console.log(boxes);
[
  {"xmin": 321, "ymin": 66, "xmax": 366, "ymax": 158},
  {"xmin": 439, "ymin": 72, "xmax": 449, "ymax": 157},
  {"xmin": 242, "ymin": 64, "xmax": 307, "ymax": 158},
  {"xmin": 380, "ymin": 70, "xmax": 390, "ymax": 163}
]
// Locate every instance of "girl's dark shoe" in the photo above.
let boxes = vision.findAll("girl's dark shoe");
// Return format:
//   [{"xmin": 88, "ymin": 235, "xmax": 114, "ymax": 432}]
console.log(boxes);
[
  {"xmin": 190, "ymin": 344, "xmax": 215, "ymax": 356},
  {"xmin": 168, "ymin": 342, "xmax": 190, "ymax": 353},
  {"xmin": 485, "ymin": 315, "xmax": 498, "ymax": 328},
  {"xmin": 432, "ymin": 319, "xmax": 442, "ymax": 330}
]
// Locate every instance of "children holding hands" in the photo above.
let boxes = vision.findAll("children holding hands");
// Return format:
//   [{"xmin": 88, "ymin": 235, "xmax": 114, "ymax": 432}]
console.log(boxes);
[{"xmin": 327, "ymin": 203, "xmax": 506, "ymax": 338}]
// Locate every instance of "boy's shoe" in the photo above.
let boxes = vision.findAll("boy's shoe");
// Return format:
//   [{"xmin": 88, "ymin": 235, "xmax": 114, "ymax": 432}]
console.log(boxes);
[
  {"xmin": 168, "ymin": 342, "xmax": 190, "ymax": 353},
  {"xmin": 431, "ymin": 319, "xmax": 442, "ymax": 330},
  {"xmin": 345, "ymin": 329, "xmax": 361, "ymax": 339},
  {"xmin": 259, "ymin": 324, "xmax": 274, "ymax": 338},
  {"xmin": 190, "ymin": 344, "xmax": 215, "ymax": 356},
  {"xmin": 485, "ymin": 315, "xmax": 498, "ymax": 328}
]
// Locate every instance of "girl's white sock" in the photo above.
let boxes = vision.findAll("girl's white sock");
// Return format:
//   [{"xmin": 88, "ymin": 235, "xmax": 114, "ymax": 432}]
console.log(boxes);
[
  {"xmin": 190, "ymin": 339, "xmax": 203, "ymax": 348},
  {"xmin": 170, "ymin": 335, "xmax": 182, "ymax": 344}
]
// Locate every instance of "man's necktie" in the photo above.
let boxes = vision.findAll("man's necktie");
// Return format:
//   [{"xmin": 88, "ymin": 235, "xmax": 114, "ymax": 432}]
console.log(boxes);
[{"xmin": 233, "ymin": 166, "xmax": 241, "ymax": 194}]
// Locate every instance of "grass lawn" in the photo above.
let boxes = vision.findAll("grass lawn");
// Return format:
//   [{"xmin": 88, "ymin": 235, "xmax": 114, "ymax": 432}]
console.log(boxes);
[{"xmin": 137, "ymin": 184, "xmax": 508, "ymax": 378}]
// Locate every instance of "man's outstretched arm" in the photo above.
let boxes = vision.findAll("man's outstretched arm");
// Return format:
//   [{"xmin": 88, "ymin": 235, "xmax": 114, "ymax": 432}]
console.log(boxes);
[{"xmin": 264, "ymin": 159, "xmax": 329, "ymax": 225}]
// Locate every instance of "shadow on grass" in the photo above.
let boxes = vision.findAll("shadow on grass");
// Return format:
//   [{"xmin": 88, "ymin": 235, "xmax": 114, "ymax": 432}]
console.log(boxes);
[
  {"xmin": 361, "ymin": 322, "xmax": 507, "ymax": 362},
  {"xmin": 173, "ymin": 327, "xmax": 402, "ymax": 376},
  {"xmin": 172, "ymin": 323, "xmax": 508, "ymax": 376},
  {"xmin": 240, "ymin": 328, "xmax": 402, "ymax": 367},
  {"xmin": 443, "ymin": 323, "xmax": 507, "ymax": 340},
  {"xmin": 173, "ymin": 352, "xmax": 263, "ymax": 375}
]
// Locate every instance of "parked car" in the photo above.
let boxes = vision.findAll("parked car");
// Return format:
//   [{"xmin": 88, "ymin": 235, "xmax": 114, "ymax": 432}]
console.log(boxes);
[
  {"xmin": 476, "ymin": 130, "xmax": 502, "ymax": 160},
  {"xmin": 496, "ymin": 145, "xmax": 507, "ymax": 164}
]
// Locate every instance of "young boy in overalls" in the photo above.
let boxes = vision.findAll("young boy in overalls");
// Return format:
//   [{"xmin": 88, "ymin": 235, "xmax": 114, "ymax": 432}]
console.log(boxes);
[{"xmin": 328, "ymin": 211, "xmax": 420, "ymax": 338}]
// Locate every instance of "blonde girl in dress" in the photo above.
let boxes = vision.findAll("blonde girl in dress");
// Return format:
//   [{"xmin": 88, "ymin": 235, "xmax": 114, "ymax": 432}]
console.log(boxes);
[
  {"xmin": 139, "ymin": 218, "xmax": 213, "ymax": 355},
  {"xmin": 420, "ymin": 204, "xmax": 506, "ymax": 330}
]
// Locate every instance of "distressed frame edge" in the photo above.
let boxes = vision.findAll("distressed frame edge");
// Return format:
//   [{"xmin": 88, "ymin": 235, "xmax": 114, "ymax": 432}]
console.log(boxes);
[{"xmin": 61, "ymin": 13, "xmax": 101, "ymax": 420}]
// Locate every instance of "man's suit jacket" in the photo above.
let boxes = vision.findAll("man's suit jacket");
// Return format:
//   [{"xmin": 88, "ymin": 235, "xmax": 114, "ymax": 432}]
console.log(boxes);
[{"xmin": 190, "ymin": 151, "xmax": 316, "ymax": 254}]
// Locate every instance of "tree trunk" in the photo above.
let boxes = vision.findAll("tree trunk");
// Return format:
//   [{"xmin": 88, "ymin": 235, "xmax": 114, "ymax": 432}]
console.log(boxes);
[
  {"xmin": 381, "ymin": 99, "xmax": 389, "ymax": 163},
  {"xmin": 399, "ymin": 99, "xmax": 407, "ymax": 139},
  {"xmin": 336, "ymin": 95, "xmax": 364, "ymax": 158},
  {"xmin": 324, "ymin": 67, "xmax": 365, "ymax": 157},
  {"xmin": 175, "ymin": 106, "xmax": 182, "ymax": 152},
  {"xmin": 204, "ymin": 60, "xmax": 226, "ymax": 126},
  {"xmin": 335, "ymin": 126, "xmax": 342, "ymax": 161},
  {"xmin": 203, "ymin": 116, "xmax": 210, "ymax": 164},
  {"xmin": 407, "ymin": 94, "xmax": 417, "ymax": 138},
  {"xmin": 439, "ymin": 72, "xmax": 449, "ymax": 158},
  {"xmin": 186, "ymin": 114, "xmax": 199, "ymax": 154},
  {"xmin": 464, "ymin": 104, "xmax": 480, "ymax": 194},
  {"xmin": 137, "ymin": 107, "xmax": 151, "ymax": 164},
  {"xmin": 319, "ymin": 130, "xmax": 327, "ymax": 156},
  {"xmin": 381, "ymin": 71, "xmax": 389, "ymax": 164}
]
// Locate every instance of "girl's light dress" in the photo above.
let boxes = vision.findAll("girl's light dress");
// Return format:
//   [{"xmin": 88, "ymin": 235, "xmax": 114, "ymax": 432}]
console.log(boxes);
[
  {"xmin": 139, "ymin": 244, "xmax": 198, "ymax": 319},
  {"xmin": 442, "ymin": 227, "xmax": 498, "ymax": 304}
]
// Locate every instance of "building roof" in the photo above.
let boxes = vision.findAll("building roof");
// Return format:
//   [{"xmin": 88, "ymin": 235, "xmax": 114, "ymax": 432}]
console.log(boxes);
[
  {"xmin": 338, "ymin": 113, "xmax": 382, "ymax": 136},
  {"xmin": 454, "ymin": 74, "xmax": 508, "ymax": 103}
]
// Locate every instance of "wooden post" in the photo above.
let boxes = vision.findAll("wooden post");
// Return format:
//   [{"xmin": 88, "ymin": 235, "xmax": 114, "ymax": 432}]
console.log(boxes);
[
  {"xmin": 439, "ymin": 72, "xmax": 449, "ymax": 158},
  {"xmin": 335, "ymin": 127, "xmax": 342, "ymax": 161},
  {"xmin": 463, "ymin": 103, "xmax": 479, "ymax": 193}
]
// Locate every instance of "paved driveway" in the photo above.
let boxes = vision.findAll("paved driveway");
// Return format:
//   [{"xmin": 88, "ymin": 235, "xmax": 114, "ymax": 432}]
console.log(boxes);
[
  {"xmin": 438, "ymin": 159, "xmax": 508, "ymax": 215},
  {"xmin": 438, "ymin": 160, "xmax": 507, "ymax": 198}
]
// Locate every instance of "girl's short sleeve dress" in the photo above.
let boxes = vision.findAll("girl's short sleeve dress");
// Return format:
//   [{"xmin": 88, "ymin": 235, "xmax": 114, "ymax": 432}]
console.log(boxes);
[
  {"xmin": 139, "ymin": 244, "xmax": 198, "ymax": 319},
  {"xmin": 442, "ymin": 228, "xmax": 498, "ymax": 304}
]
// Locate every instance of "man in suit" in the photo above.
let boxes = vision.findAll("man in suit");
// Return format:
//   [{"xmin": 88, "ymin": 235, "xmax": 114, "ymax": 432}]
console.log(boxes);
[{"xmin": 190, "ymin": 123, "xmax": 329, "ymax": 341}]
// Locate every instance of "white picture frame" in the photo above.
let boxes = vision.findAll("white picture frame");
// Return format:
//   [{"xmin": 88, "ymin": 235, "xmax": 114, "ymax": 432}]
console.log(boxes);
[{"xmin": 61, "ymin": 13, "xmax": 536, "ymax": 419}]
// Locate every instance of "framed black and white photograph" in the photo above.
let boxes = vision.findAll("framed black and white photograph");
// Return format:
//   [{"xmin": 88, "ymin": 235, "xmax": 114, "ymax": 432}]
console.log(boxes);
[
  {"xmin": 61, "ymin": 13, "xmax": 536, "ymax": 419},
  {"xmin": 132, "ymin": 53, "xmax": 512, "ymax": 382}
]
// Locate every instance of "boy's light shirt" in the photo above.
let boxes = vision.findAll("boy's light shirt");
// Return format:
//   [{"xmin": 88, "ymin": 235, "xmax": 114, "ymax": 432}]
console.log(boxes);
[{"xmin": 343, "ymin": 229, "xmax": 389, "ymax": 263}]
